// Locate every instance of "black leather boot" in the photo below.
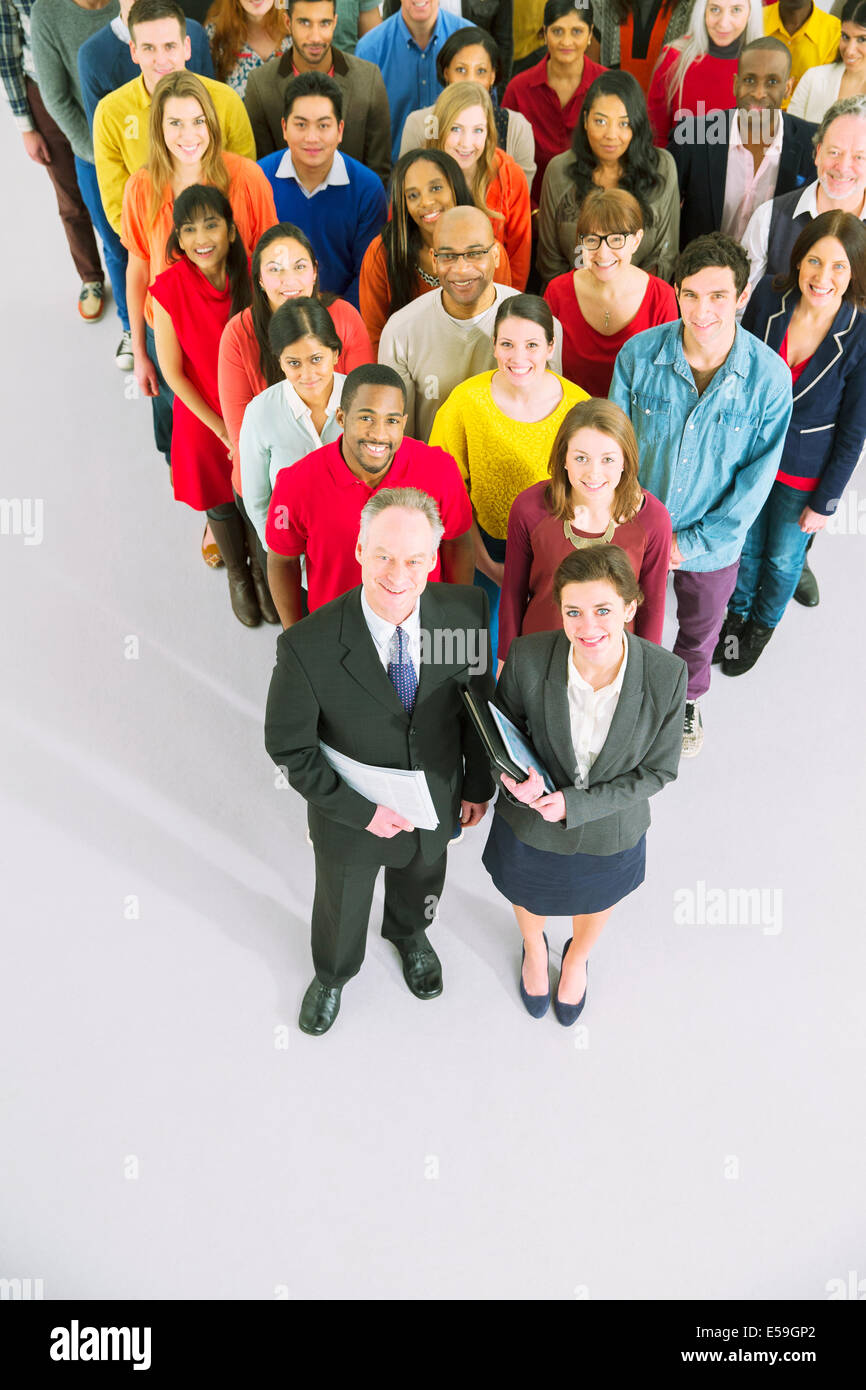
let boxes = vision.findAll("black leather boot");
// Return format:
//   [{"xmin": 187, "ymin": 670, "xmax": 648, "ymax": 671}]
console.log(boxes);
[
  {"xmin": 207, "ymin": 511, "xmax": 261, "ymax": 628},
  {"xmin": 712, "ymin": 610, "xmax": 748, "ymax": 664},
  {"xmin": 242, "ymin": 517, "xmax": 280, "ymax": 624},
  {"xmin": 793, "ymin": 553, "xmax": 819, "ymax": 607},
  {"xmin": 721, "ymin": 621, "xmax": 774, "ymax": 677}
]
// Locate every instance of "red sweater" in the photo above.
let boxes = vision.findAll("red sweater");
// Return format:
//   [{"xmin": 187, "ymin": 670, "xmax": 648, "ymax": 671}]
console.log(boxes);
[
  {"xmin": 647, "ymin": 47, "xmax": 739, "ymax": 147},
  {"xmin": 499, "ymin": 482, "xmax": 673, "ymax": 659}
]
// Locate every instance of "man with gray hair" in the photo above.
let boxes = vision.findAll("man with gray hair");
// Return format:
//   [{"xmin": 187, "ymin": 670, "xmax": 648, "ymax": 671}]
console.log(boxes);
[
  {"xmin": 265, "ymin": 487, "xmax": 494, "ymax": 1036},
  {"xmin": 741, "ymin": 94, "xmax": 866, "ymax": 288}
]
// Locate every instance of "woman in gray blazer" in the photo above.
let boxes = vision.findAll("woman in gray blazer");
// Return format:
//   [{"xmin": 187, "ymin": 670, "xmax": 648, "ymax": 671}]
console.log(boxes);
[{"xmin": 482, "ymin": 546, "xmax": 687, "ymax": 1024}]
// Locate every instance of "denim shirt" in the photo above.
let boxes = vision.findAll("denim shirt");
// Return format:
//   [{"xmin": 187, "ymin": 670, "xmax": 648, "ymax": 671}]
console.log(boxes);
[{"xmin": 610, "ymin": 322, "xmax": 793, "ymax": 572}]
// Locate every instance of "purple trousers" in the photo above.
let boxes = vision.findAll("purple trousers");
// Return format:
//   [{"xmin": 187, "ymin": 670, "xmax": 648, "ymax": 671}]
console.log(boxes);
[{"xmin": 672, "ymin": 561, "xmax": 740, "ymax": 700}]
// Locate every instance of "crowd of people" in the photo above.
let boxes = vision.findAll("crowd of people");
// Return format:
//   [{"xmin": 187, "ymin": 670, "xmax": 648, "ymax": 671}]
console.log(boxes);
[{"xmin": 5, "ymin": 0, "xmax": 864, "ymax": 1034}]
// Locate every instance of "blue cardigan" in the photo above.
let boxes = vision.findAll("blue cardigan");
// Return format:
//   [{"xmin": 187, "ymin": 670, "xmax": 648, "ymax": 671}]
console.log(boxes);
[
  {"xmin": 78, "ymin": 19, "xmax": 214, "ymax": 127},
  {"xmin": 257, "ymin": 149, "xmax": 387, "ymax": 309},
  {"xmin": 742, "ymin": 276, "xmax": 866, "ymax": 516}
]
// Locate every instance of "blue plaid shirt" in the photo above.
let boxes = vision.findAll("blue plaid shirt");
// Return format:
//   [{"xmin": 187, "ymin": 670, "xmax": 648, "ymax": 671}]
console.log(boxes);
[
  {"xmin": 610, "ymin": 322, "xmax": 793, "ymax": 572},
  {"xmin": 0, "ymin": 0, "xmax": 36, "ymax": 130}
]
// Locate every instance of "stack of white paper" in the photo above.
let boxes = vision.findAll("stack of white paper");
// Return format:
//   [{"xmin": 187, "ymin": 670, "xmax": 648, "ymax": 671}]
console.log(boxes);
[{"xmin": 320, "ymin": 743, "xmax": 440, "ymax": 830}]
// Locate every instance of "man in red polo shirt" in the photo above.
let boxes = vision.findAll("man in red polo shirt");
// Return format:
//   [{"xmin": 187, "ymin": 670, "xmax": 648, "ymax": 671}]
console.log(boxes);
[{"xmin": 265, "ymin": 364, "xmax": 474, "ymax": 626}]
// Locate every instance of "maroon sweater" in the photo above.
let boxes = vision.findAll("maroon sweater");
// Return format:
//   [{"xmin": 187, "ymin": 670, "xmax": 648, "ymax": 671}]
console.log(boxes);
[{"xmin": 499, "ymin": 482, "xmax": 673, "ymax": 661}]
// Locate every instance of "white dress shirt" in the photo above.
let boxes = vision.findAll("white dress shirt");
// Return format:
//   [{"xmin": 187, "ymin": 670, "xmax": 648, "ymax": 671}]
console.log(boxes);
[
  {"xmin": 721, "ymin": 110, "xmax": 785, "ymax": 244},
  {"xmin": 566, "ymin": 635, "xmax": 628, "ymax": 784},
  {"xmin": 361, "ymin": 591, "xmax": 422, "ymax": 678},
  {"xmin": 274, "ymin": 149, "xmax": 350, "ymax": 199}
]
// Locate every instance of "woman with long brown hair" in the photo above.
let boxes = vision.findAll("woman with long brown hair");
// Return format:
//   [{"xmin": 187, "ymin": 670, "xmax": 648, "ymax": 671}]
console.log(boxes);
[
  {"xmin": 121, "ymin": 70, "xmax": 276, "ymax": 561},
  {"xmin": 204, "ymin": 0, "xmax": 290, "ymax": 97},
  {"xmin": 498, "ymin": 398, "xmax": 672, "ymax": 664},
  {"xmin": 358, "ymin": 148, "xmax": 512, "ymax": 352}
]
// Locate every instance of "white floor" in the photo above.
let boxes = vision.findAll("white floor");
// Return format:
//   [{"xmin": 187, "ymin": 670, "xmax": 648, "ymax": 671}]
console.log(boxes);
[{"xmin": 2, "ymin": 116, "xmax": 864, "ymax": 1302}]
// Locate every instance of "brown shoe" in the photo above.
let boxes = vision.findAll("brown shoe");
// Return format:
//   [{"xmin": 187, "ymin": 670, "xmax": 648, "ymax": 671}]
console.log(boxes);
[
  {"xmin": 206, "ymin": 511, "xmax": 262, "ymax": 628},
  {"xmin": 201, "ymin": 523, "xmax": 224, "ymax": 568}
]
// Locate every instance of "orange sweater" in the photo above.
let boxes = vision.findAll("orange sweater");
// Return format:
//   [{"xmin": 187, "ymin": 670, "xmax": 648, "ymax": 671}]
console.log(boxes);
[
  {"xmin": 486, "ymin": 147, "xmax": 531, "ymax": 292},
  {"xmin": 359, "ymin": 232, "xmax": 513, "ymax": 353},
  {"xmin": 121, "ymin": 151, "xmax": 277, "ymax": 325}
]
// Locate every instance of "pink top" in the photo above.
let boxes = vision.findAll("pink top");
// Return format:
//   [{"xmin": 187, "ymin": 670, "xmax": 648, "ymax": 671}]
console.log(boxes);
[
  {"xmin": 499, "ymin": 482, "xmax": 673, "ymax": 660},
  {"xmin": 217, "ymin": 300, "xmax": 375, "ymax": 493},
  {"xmin": 647, "ymin": 48, "xmax": 739, "ymax": 147},
  {"xmin": 544, "ymin": 272, "xmax": 679, "ymax": 397}
]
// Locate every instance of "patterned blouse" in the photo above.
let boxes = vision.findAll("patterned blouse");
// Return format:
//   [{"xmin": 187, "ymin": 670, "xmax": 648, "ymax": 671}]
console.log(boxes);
[{"xmin": 203, "ymin": 24, "xmax": 291, "ymax": 99}]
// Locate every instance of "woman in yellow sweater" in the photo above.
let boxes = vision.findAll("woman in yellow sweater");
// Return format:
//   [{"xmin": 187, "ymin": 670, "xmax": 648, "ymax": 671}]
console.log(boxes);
[{"xmin": 429, "ymin": 294, "xmax": 588, "ymax": 649}]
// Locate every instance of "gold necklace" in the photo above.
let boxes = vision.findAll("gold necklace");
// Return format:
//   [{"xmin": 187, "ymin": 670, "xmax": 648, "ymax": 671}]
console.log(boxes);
[{"xmin": 563, "ymin": 516, "xmax": 617, "ymax": 549}]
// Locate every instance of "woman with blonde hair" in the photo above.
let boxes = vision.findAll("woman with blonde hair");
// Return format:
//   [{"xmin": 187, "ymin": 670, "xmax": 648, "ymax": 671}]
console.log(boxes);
[
  {"xmin": 425, "ymin": 81, "xmax": 532, "ymax": 290},
  {"xmin": 499, "ymin": 398, "xmax": 672, "ymax": 664},
  {"xmin": 647, "ymin": 0, "xmax": 763, "ymax": 145},
  {"xmin": 204, "ymin": 0, "xmax": 290, "ymax": 97},
  {"xmin": 121, "ymin": 70, "xmax": 276, "ymax": 561}
]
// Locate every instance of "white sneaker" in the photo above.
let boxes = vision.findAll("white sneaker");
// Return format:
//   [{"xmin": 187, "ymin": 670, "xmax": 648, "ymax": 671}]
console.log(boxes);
[
  {"xmin": 115, "ymin": 329, "xmax": 134, "ymax": 371},
  {"xmin": 78, "ymin": 281, "xmax": 104, "ymax": 322},
  {"xmin": 681, "ymin": 700, "xmax": 704, "ymax": 757}
]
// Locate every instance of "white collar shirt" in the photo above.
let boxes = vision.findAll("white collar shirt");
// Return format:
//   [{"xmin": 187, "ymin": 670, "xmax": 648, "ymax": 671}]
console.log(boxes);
[
  {"xmin": 274, "ymin": 149, "xmax": 349, "ymax": 199},
  {"xmin": 721, "ymin": 109, "xmax": 785, "ymax": 244},
  {"xmin": 566, "ymin": 634, "xmax": 628, "ymax": 783},
  {"xmin": 361, "ymin": 591, "xmax": 422, "ymax": 677}
]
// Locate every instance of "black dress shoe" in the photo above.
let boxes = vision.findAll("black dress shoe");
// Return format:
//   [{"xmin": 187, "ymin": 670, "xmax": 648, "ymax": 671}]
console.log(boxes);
[
  {"xmin": 395, "ymin": 936, "xmax": 443, "ymax": 999},
  {"xmin": 721, "ymin": 620, "xmax": 775, "ymax": 677},
  {"xmin": 712, "ymin": 610, "xmax": 748, "ymax": 664},
  {"xmin": 520, "ymin": 932, "xmax": 550, "ymax": 1018},
  {"xmin": 554, "ymin": 939, "xmax": 588, "ymax": 1027},
  {"xmin": 793, "ymin": 555, "xmax": 819, "ymax": 607},
  {"xmin": 299, "ymin": 977, "xmax": 342, "ymax": 1035}
]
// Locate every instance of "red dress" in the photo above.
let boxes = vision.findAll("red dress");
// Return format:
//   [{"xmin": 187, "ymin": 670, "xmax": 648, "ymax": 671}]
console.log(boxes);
[
  {"xmin": 544, "ymin": 271, "xmax": 679, "ymax": 397},
  {"xmin": 150, "ymin": 255, "xmax": 235, "ymax": 512}
]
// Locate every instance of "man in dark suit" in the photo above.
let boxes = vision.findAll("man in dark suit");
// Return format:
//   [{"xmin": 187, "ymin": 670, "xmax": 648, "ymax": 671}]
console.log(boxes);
[
  {"xmin": 669, "ymin": 37, "xmax": 816, "ymax": 249},
  {"xmin": 265, "ymin": 487, "xmax": 494, "ymax": 1035}
]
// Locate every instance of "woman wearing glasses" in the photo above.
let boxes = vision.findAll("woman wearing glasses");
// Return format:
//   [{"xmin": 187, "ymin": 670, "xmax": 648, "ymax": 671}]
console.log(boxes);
[
  {"xmin": 537, "ymin": 70, "xmax": 680, "ymax": 287},
  {"xmin": 543, "ymin": 189, "xmax": 678, "ymax": 396}
]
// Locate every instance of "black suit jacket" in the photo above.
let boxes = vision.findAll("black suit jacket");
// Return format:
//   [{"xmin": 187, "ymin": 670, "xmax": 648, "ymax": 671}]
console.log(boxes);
[
  {"xmin": 668, "ymin": 110, "xmax": 817, "ymax": 249},
  {"xmin": 264, "ymin": 584, "xmax": 495, "ymax": 868}
]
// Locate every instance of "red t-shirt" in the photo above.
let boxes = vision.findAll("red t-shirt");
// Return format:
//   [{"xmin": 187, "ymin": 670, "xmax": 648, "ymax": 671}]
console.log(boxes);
[
  {"xmin": 265, "ymin": 436, "xmax": 473, "ymax": 611},
  {"xmin": 502, "ymin": 55, "xmax": 607, "ymax": 207},
  {"xmin": 777, "ymin": 330, "xmax": 818, "ymax": 489},
  {"xmin": 544, "ymin": 271, "xmax": 680, "ymax": 397}
]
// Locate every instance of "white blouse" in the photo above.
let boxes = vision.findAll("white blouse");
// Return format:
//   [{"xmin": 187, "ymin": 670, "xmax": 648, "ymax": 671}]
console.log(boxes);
[
  {"xmin": 788, "ymin": 63, "xmax": 844, "ymax": 123},
  {"xmin": 566, "ymin": 635, "xmax": 628, "ymax": 784}
]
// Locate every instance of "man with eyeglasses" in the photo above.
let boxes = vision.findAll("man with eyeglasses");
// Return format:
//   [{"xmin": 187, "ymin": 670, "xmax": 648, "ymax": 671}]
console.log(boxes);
[{"xmin": 378, "ymin": 205, "xmax": 563, "ymax": 443}]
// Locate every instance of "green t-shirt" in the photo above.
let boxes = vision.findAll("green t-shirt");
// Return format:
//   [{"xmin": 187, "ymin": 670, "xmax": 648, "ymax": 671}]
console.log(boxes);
[{"xmin": 334, "ymin": 0, "xmax": 381, "ymax": 56}]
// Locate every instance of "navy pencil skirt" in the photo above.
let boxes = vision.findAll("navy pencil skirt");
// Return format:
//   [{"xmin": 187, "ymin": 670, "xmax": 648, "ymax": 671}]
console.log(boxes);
[{"xmin": 482, "ymin": 812, "xmax": 646, "ymax": 916}]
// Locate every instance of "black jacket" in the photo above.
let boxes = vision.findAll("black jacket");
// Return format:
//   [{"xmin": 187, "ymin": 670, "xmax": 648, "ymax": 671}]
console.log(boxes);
[
  {"xmin": 668, "ymin": 109, "xmax": 817, "ymax": 249},
  {"xmin": 265, "ymin": 584, "xmax": 495, "ymax": 867}
]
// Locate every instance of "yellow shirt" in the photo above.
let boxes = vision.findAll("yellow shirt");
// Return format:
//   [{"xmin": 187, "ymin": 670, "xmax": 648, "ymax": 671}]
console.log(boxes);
[
  {"xmin": 428, "ymin": 371, "xmax": 589, "ymax": 540},
  {"xmin": 93, "ymin": 73, "xmax": 256, "ymax": 232},
  {"xmin": 513, "ymin": 1, "xmax": 546, "ymax": 63},
  {"xmin": 764, "ymin": 2, "xmax": 841, "ymax": 108}
]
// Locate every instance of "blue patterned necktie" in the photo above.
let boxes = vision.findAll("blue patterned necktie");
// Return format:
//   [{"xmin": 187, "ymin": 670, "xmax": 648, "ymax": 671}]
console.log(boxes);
[{"xmin": 387, "ymin": 625, "xmax": 418, "ymax": 713}]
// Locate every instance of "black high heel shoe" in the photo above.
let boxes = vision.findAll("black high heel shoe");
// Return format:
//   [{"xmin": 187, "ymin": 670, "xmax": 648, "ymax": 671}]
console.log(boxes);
[
  {"xmin": 554, "ymin": 939, "xmax": 588, "ymax": 1026},
  {"xmin": 520, "ymin": 932, "xmax": 550, "ymax": 1018}
]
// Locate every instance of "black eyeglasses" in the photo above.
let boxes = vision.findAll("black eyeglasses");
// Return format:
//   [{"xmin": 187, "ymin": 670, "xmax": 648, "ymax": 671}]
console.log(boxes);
[
  {"xmin": 432, "ymin": 244, "xmax": 496, "ymax": 264},
  {"xmin": 578, "ymin": 232, "xmax": 630, "ymax": 250}
]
